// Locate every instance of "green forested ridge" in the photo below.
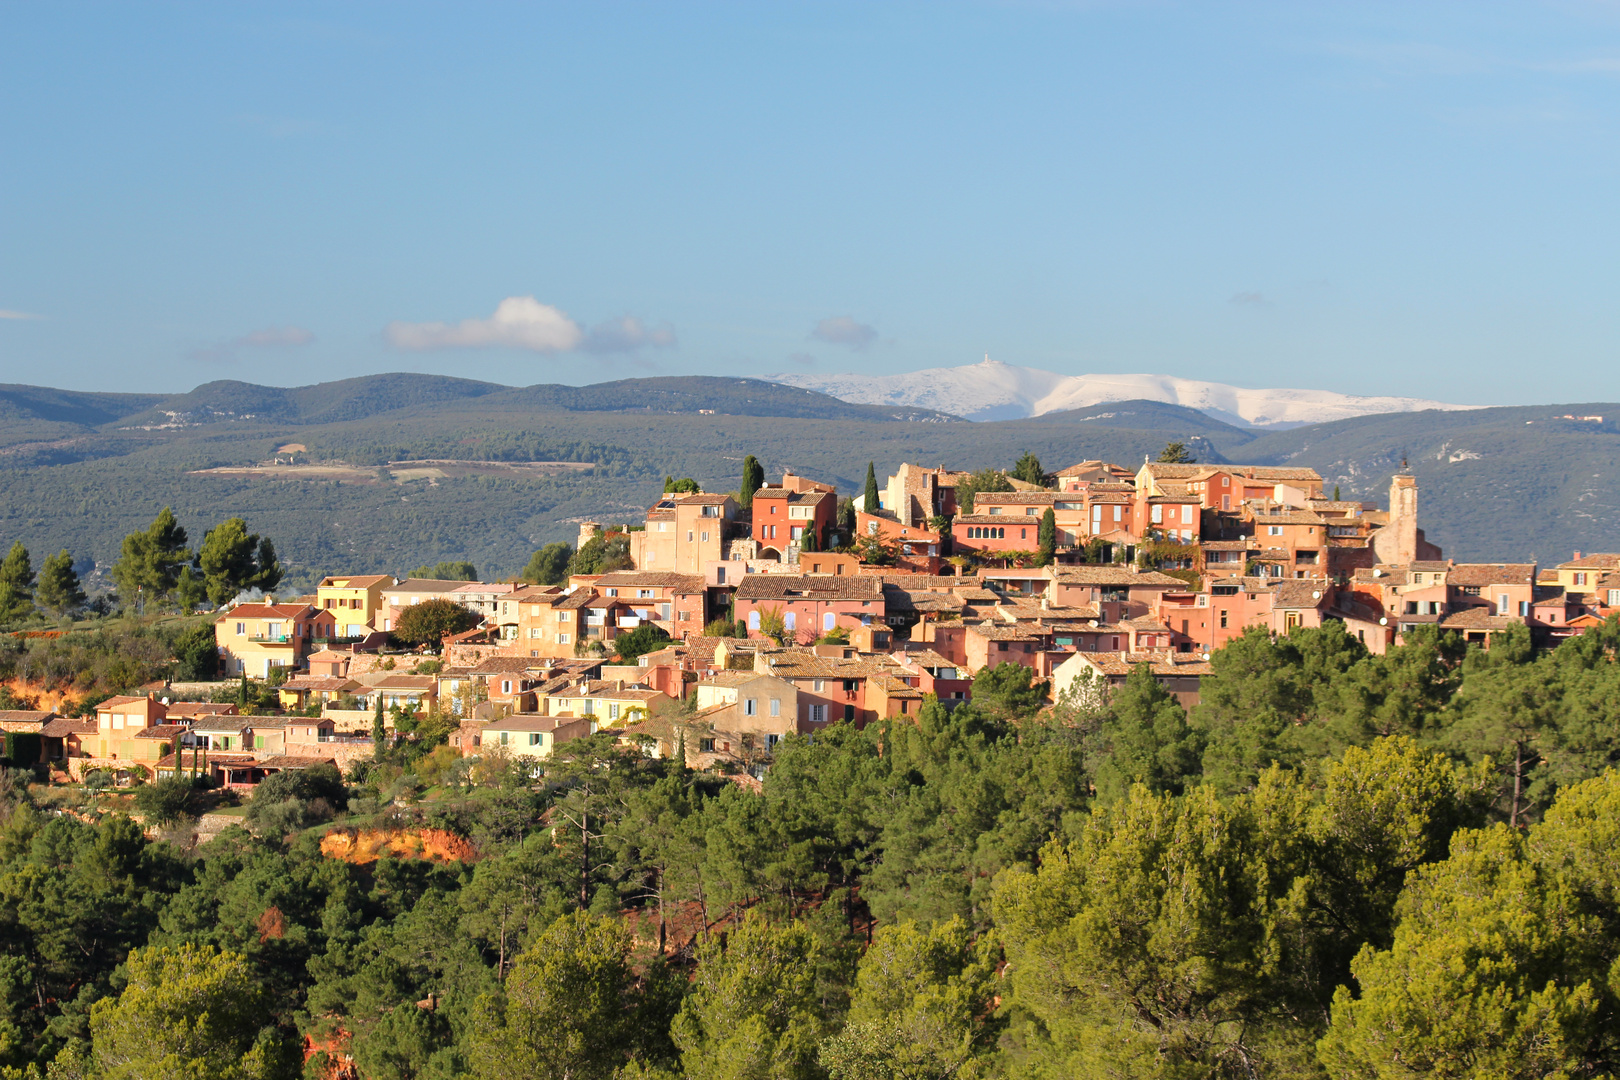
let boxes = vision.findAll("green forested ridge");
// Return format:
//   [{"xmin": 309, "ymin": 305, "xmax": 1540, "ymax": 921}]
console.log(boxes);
[
  {"xmin": 0, "ymin": 374, "xmax": 1615, "ymax": 582},
  {"xmin": 0, "ymin": 623, "xmax": 1614, "ymax": 1077}
]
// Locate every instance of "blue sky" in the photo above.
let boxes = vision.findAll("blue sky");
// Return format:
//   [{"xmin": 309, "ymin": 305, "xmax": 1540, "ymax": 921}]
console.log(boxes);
[{"xmin": 4, "ymin": 1, "xmax": 1620, "ymax": 403}]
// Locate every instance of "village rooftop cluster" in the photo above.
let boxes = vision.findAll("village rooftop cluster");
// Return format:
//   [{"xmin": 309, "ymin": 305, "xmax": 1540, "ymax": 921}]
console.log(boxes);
[{"xmin": 9, "ymin": 458, "xmax": 1617, "ymax": 790}]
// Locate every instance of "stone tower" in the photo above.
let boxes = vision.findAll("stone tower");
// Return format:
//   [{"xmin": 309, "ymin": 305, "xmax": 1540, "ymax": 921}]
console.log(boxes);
[
  {"xmin": 577, "ymin": 520, "xmax": 602, "ymax": 549},
  {"xmin": 1376, "ymin": 472, "xmax": 1419, "ymax": 565}
]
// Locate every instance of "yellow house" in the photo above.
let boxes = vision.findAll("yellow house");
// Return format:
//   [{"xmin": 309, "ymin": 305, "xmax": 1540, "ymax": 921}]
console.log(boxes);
[
  {"xmin": 215, "ymin": 603, "xmax": 336, "ymax": 678},
  {"xmin": 87, "ymin": 696, "xmax": 190, "ymax": 770},
  {"xmin": 316, "ymin": 575, "xmax": 394, "ymax": 636},
  {"xmin": 479, "ymin": 715, "xmax": 592, "ymax": 760}
]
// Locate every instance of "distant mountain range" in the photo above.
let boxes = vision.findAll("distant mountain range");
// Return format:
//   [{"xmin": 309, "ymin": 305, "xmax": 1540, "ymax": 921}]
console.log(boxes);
[{"xmin": 770, "ymin": 356, "xmax": 1478, "ymax": 427}]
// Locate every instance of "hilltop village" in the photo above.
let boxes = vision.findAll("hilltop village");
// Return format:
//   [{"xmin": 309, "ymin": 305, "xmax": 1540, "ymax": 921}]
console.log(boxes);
[{"xmin": 16, "ymin": 453, "xmax": 1617, "ymax": 790}]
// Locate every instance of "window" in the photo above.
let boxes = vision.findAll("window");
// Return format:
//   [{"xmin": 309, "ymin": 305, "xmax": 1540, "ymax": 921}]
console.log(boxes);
[
  {"xmin": 748, "ymin": 611, "xmax": 760, "ymax": 630},
  {"xmin": 687, "ymin": 530, "xmax": 694, "ymax": 542},
  {"xmin": 235, "ymin": 622, "xmax": 245, "ymax": 635},
  {"xmin": 701, "ymin": 531, "xmax": 710, "ymax": 543},
  {"xmin": 988, "ymin": 507, "xmax": 1001, "ymax": 515},
  {"xmin": 744, "ymin": 698, "xmax": 757, "ymax": 716},
  {"xmin": 1219, "ymin": 610, "xmax": 1228, "ymax": 629},
  {"xmin": 844, "ymin": 704, "xmax": 855, "ymax": 721},
  {"xmin": 1519, "ymin": 601, "xmax": 1531, "ymax": 617},
  {"xmin": 1020, "ymin": 529, "xmax": 1027, "ymax": 540},
  {"xmin": 1499, "ymin": 593, "xmax": 1511, "ymax": 611},
  {"xmin": 1113, "ymin": 505, "xmax": 1122, "ymax": 522},
  {"xmin": 608, "ymin": 703, "xmax": 620, "ymax": 720},
  {"xmin": 769, "ymin": 698, "xmax": 780, "ymax": 716},
  {"xmin": 809, "ymin": 704, "xmax": 827, "ymax": 723},
  {"xmin": 1222, "ymin": 495, "xmax": 1230, "ymax": 510},
  {"xmin": 638, "ymin": 589, "xmax": 654, "ymax": 599},
  {"xmin": 501, "ymin": 680, "xmax": 512, "ymax": 694},
  {"xmin": 1268, "ymin": 525, "xmax": 1283, "ymax": 536},
  {"xmin": 606, "ymin": 588, "xmax": 618, "ymax": 597},
  {"xmin": 784, "ymin": 611, "xmax": 796, "ymax": 631},
  {"xmin": 813, "ymin": 679, "xmax": 825, "ymax": 692},
  {"xmin": 530, "ymin": 732, "xmax": 542, "ymax": 746},
  {"xmin": 529, "ymin": 627, "xmax": 540, "ymax": 638},
  {"xmin": 823, "ymin": 611, "xmax": 835, "ymax": 631},
  {"xmin": 499, "ymin": 731, "xmax": 510, "ymax": 746},
  {"xmin": 556, "ymin": 633, "xmax": 571, "ymax": 644},
  {"xmin": 1609, "ymin": 590, "xmax": 1620, "ymax": 606},
  {"xmin": 1152, "ymin": 505, "xmax": 1163, "ymax": 524},
  {"xmin": 582, "ymin": 700, "xmax": 595, "ymax": 715},
  {"xmin": 1575, "ymin": 572, "xmax": 1589, "ymax": 587},
  {"xmin": 557, "ymin": 611, "xmax": 568, "ymax": 621},
  {"xmin": 716, "ymin": 567, "xmax": 726, "ymax": 584},
  {"xmin": 700, "ymin": 738, "xmax": 716, "ymax": 752},
  {"xmin": 765, "ymin": 733, "xmax": 781, "ymax": 750}
]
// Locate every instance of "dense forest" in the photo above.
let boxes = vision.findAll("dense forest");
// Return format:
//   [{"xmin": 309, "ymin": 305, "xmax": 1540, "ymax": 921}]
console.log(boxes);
[{"xmin": 0, "ymin": 620, "xmax": 1615, "ymax": 1077}]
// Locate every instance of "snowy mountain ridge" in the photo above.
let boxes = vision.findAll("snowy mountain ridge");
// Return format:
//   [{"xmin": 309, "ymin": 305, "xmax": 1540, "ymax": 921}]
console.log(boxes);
[{"xmin": 769, "ymin": 357, "xmax": 1478, "ymax": 427}]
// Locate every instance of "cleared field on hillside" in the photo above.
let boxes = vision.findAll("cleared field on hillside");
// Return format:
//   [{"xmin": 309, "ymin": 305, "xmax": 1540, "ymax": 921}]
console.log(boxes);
[{"xmin": 187, "ymin": 459, "xmax": 595, "ymax": 484}]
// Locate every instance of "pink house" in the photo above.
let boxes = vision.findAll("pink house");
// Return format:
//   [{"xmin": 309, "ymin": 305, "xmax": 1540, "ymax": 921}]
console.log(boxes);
[{"xmin": 733, "ymin": 575, "xmax": 885, "ymax": 643}]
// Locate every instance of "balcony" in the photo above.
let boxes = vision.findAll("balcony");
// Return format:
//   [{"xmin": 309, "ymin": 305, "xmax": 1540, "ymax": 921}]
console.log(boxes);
[
  {"xmin": 311, "ymin": 634, "xmax": 367, "ymax": 645},
  {"xmin": 246, "ymin": 635, "xmax": 298, "ymax": 645}
]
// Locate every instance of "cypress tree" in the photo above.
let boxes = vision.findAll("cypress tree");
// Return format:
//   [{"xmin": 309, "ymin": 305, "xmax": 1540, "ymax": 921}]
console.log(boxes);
[
  {"xmin": 372, "ymin": 695, "xmax": 387, "ymax": 761},
  {"xmin": 863, "ymin": 462, "xmax": 880, "ymax": 514},
  {"xmin": 739, "ymin": 456, "xmax": 764, "ymax": 510}
]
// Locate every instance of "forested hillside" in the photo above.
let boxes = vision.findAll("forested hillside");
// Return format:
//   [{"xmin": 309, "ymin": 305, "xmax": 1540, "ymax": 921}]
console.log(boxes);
[
  {"xmin": 0, "ymin": 374, "xmax": 1615, "ymax": 585},
  {"xmin": 0, "ymin": 619, "xmax": 1617, "ymax": 1077}
]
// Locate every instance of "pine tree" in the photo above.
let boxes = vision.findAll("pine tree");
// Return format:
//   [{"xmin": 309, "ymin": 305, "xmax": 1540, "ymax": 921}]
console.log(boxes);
[
  {"xmin": 863, "ymin": 462, "xmax": 880, "ymax": 514},
  {"xmin": 34, "ymin": 549, "xmax": 85, "ymax": 615},
  {"xmin": 1158, "ymin": 441, "xmax": 1196, "ymax": 464},
  {"xmin": 111, "ymin": 507, "xmax": 191, "ymax": 606},
  {"xmin": 198, "ymin": 518, "xmax": 283, "ymax": 607},
  {"xmin": 1013, "ymin": 451, "xmax": 1045, "ymax": 486},
  {"xmin": 0, "ymin": 542, "xmax": 35, "ymax": 622}
]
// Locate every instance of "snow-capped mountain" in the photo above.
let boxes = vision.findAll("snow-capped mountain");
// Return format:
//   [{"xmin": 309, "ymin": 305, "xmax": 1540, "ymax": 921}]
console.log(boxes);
[{"xmin": 768, "ymin": 357, "xmax": 1477, "ymax": 427}]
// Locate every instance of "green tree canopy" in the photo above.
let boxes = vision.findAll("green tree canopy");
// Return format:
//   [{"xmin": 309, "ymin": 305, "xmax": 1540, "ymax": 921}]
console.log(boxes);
[
  {"xmin": 674, "ymin": 916, "xmax": 830, "ymax": 1080},
  {"xmin": 954, "ymin": 469, "xmax": 1013, "ymax": 515},
  {"xmin": 0, "ymin": 543, "xmax": 33, "ymax": 624},
  {"xmin": 863, "ymin": 462, "xmax": 880, "ymax": 514},
  {"xmin": 197, "ymin": 517, "xmax": 283, "ymax": 607},
  {"xmin": 614, "ymin": 624, "xmax": 671, "ymax": 665},
  {"xmin": 467, "ymin": 911, "xmax": 670, "ymax": 1080},
  {"xmin": 34, "ymin": 549, "xmax": 85, "ymax": 616},
  {"xmin": 740, "ymin": 455, "xmax": 765, "ymax": 510},
  {"xmin": 88, "ymin": 943, "xmax": 289, "ymax": 1080},
  {"xmin": 110, "ymin": 507, "xmax": 191, "ymax": 607},
  {"xmin": 521, "ymin": 542, "xmax": 573, "ymax": 585},
  {"xmin": 409, "ymin": 560, "xmax": 478, "ymax": 581},
  {"xmin": 663, "ymin": 476, "xmax": 701, "ymax": 493},
  {"xmin": 969, "ymin": 662, "xmax": 1048, "ymax": 722},
  {"xmin": 1036, "ymin": 507, "xmax": 1057, "ymax": 564},
  {"xmin": 394, "ymin": 598, "xmax": 481, "ymax": 650},
  {"xmin": 1158, "ymin": 441, "xmax": 1196, "ymax": 463},
  {"xmin": 1012, "ymin": 451, "xmax": 1045, "ymax": 486}
]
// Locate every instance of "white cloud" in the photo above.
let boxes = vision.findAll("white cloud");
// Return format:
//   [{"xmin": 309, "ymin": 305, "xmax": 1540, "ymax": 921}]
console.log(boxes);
[
  {"xmin": 811, "ymin": 315, "xmax": 878, "ymax": 350},
  {"xmin": 191, "ymin": 325, "xmax": 315, "ymax": 362},
  {"xmin": 0, "ymin": 309, "xmax": 42, "ymax": 320},
  {"xmin": 581, "ymin": 315, "xmax": 677, "ymax": 354},
  {"xmin": 385, "ymin": 296, "xmax": 584, "ymax": 353}
]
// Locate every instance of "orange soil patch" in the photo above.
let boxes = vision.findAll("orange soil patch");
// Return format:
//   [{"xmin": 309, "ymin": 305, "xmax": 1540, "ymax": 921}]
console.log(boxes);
[
  {"xmin": 1, "ymin": 678, "xmax": 82, "ymax": 713},
  {"xmin": 320, "ymin": 827, "xmax": 480, "ymax": 865}
]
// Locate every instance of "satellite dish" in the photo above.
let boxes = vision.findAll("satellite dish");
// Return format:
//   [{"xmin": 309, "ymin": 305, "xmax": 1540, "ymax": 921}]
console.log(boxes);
[{"xmin": 1378, "ymin": 617, "xmax": 1388, "ymax": 626}]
